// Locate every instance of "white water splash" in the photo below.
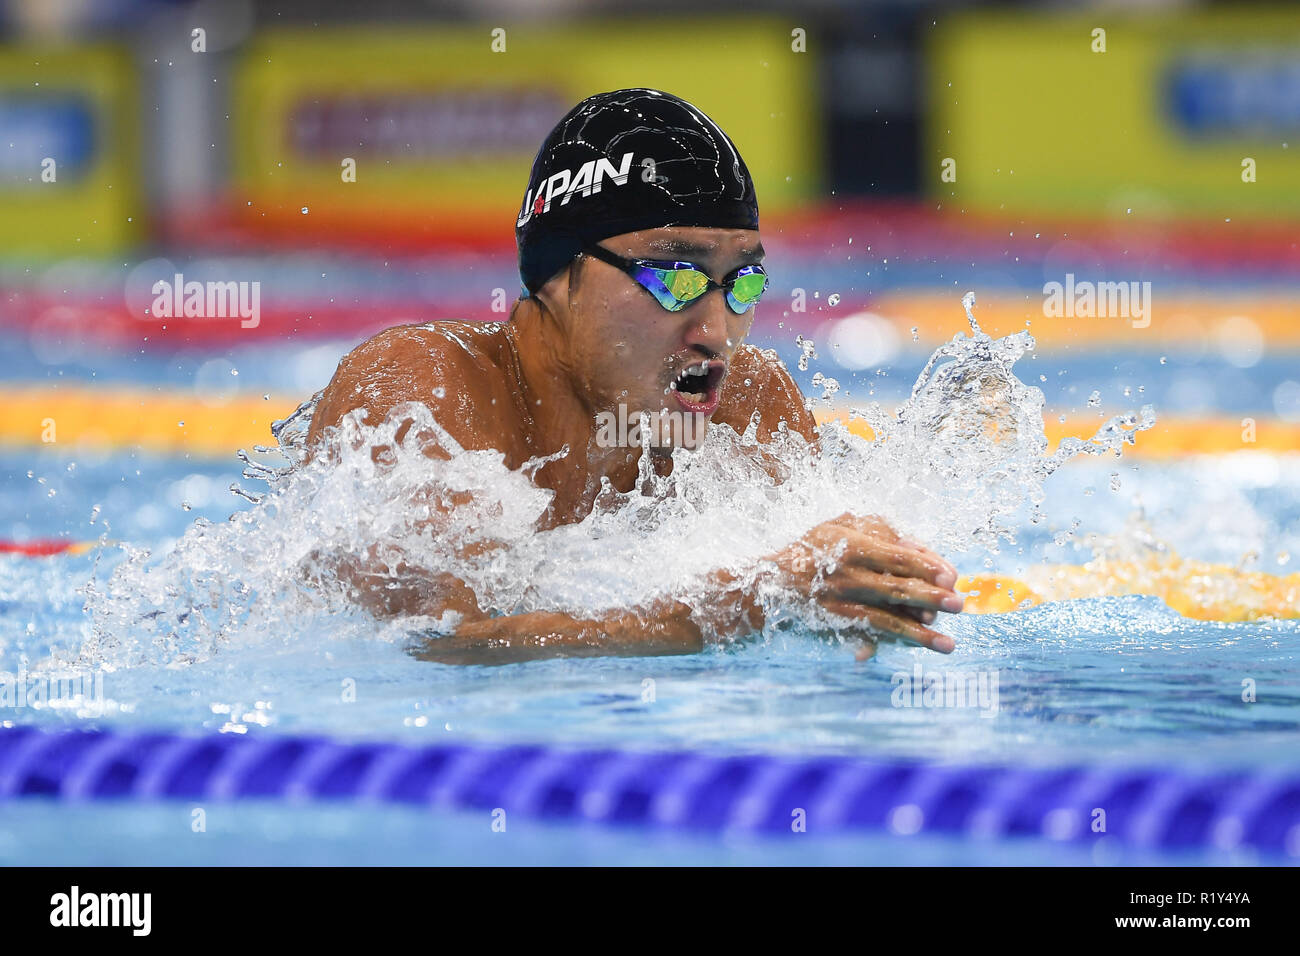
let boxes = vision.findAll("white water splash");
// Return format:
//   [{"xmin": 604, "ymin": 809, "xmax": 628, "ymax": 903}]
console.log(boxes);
[{"xmin": 76, "ymin": 293, "xmax": 1154, "ymax": 667}]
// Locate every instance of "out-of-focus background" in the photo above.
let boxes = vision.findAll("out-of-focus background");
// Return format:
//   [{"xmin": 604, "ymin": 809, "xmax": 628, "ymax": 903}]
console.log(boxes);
[{"xmin": 1, "ymin": 0, "xmax": 1297, "ymax": 474}]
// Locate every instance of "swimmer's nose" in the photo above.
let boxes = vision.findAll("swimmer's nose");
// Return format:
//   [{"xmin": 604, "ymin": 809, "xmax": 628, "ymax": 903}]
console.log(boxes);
[{"xmin": 681, "ymin": 292, "xmax": 732, "ymax": 356}]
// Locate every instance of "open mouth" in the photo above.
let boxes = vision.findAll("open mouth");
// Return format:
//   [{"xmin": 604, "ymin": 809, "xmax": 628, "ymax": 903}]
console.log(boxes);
[{"xmin": 669, "ymin": 360, "xmax": 726, "ymax": 414}]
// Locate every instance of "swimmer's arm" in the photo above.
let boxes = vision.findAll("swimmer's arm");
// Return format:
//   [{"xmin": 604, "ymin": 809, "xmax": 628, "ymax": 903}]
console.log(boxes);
[
  {"xmin": 304, "ymin": 324, "xmax": 502, "ymax": 462},
  {"xmin": 721, "ymin": 344, "xmax": 818, "ymax": 445},
  {"xmin": 411, "ymin": 563, "xmax": 775, "ymax": 665},
  {"xmin": 413, "ymin": 603, "xmax": 710, "ymax": 665},
  {"xmin": 716, "ymin": 345, "xmax": 820, "ymax": 485}
]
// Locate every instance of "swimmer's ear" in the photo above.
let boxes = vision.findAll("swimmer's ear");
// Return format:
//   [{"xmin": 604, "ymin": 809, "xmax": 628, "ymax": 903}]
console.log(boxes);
[
  {"xmin": 524, "ymin": 265, "xmax": 572, "ymax": 321},
  {"xmin": 565, "ymin": 258, "xmax": 582, "ymax": 311}
]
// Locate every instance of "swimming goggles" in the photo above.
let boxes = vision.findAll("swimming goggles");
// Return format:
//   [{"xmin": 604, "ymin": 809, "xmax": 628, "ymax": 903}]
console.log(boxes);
[{"xmin": 581, "ymin": 243, "xmax": 769, "ymax": 315}]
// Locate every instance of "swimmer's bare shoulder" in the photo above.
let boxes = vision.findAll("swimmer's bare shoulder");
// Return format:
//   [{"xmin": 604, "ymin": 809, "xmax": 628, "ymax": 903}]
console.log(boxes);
[
  {"xmin": 306, "ymin": 321, "xmax": 529, "ymax": 461},
  {"xmin": 715, "ymin": 343, "xmax": 818, "ymax": 443}
]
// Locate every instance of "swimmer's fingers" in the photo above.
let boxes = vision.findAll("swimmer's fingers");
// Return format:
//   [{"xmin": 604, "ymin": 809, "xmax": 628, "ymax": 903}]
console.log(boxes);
[
  {"xmin": 826, "ymin": 512, "xmax": 900, "ymax": 541},
  {"xmin": 831, "ymin": 566, "xmax": 964, "ymax": 614},
  {"xmin": 896, "ymin": 538, "xmax": 958, "ymax": 585},
  {"xmin": 828, "ymin": 513, "xmax": 952, "ymax": 572},
  {"xmin": 909, "ymin": 607, "xmax": 938, "ymax": 625},
  {"xmin": 859, "ymin": 606, "xmax": 954, "ymax": 653},
  {"xmin": 813, "ymin": 517, "xmax": 957, "ymax": 588},
  {"xmin": 842, "ymin": 537, "xmax": 958, "ymax": 590},
  {"xmin": 874, "ymin": 534, "xmax": 958, "ymax": 588},
  {"xmin": 825, "ymin": 600, "xmax": 956, "ymax": 654}
]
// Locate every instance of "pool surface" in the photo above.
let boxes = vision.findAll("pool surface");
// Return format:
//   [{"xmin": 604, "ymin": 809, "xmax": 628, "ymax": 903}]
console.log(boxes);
[
  {"xmin": 3, "ymin": 435, "xmax": 1298, "ymax": 864},
  {"xmin": 3, "ymin": 221, "xmax": 1298, "ymax": 866}
]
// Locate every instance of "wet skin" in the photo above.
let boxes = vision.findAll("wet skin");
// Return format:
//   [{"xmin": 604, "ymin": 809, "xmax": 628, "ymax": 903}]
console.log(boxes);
[{"xmin": 306, "ymin": 226, "xmax": 964, "ymax": 664}]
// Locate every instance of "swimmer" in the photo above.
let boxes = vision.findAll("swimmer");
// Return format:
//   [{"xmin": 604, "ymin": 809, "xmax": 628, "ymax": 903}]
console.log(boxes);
[{"xmin": 305, "ymin": 88, "xmax": 964, "ymax": 664}]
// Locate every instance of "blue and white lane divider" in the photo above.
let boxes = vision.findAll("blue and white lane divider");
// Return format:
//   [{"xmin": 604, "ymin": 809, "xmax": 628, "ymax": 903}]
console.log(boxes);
[{"xmin": 1, "ymin": 727, "xmax": 1297, "ymax": 856}]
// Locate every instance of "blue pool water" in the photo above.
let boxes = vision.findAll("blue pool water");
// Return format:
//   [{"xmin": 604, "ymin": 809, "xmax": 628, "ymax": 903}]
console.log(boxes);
[
  {"xmin": 2, "ymin": 444, "xmax": 1298, "ymax": 865},
  {"xmin": 7, "ymin": 225, "xmax": 1300, "ymax": 864}
]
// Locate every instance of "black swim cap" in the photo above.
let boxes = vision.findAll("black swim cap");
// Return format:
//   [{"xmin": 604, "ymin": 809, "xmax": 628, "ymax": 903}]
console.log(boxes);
[{"xmin": 515, "ymin": 88, "xmax": 759, "ymax": 297}]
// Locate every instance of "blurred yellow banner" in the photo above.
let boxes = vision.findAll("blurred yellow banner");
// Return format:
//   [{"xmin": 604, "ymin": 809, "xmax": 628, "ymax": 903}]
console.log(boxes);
[
  {"xmin": 231, "ymin": 19, "xmax": 820, "ymax": 239},
  {"xmin": 0, "ymin": 44, "xmax": 141, "ymax": 256},
  {"xmin": 928, "ymin": 9, "xmax": 1300, "ymax": 217},
  {"xmin": 4, "ymin": 385, "xmax": 1297, "ymax": 460}
]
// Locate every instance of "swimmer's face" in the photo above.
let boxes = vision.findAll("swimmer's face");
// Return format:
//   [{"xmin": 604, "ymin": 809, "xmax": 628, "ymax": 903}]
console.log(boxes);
[{"xmin": 555, "ymin": 225, "xmax": 763, "ymax": 451}]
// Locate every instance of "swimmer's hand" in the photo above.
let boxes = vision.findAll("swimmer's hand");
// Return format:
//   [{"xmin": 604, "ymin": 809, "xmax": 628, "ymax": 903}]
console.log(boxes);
[{"xmin": 768, "ymin": 512, "xmax": 963, "ymax": 658}]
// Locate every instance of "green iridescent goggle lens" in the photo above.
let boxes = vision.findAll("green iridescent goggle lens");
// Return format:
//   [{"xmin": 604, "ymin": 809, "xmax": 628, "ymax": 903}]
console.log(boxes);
[{"xmin": 584, "ymin": 244, "xmax": 769, "ymax": 314}]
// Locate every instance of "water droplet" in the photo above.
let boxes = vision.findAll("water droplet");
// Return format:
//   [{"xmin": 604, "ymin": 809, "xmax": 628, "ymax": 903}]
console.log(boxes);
[
  {"xmin": 959, "ymin": 291, "xmax": 982, "ymax": 333},
  {"xmin": 795, "ymin": 335, "xmax": 817, "ymax": 371},
  {"xmin": 828, "ymin": 293, "xmax": 840, "ymax": 306},
  {"xmin": 1087, "ymin": 391, "xmax": 1101, "ymax": 408}
]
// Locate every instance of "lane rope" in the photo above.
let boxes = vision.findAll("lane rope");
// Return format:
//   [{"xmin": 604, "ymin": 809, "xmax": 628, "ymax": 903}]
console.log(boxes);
[{"xmin": 0, "ymin": 727, "xmax": 1295, "ymax": 856}]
